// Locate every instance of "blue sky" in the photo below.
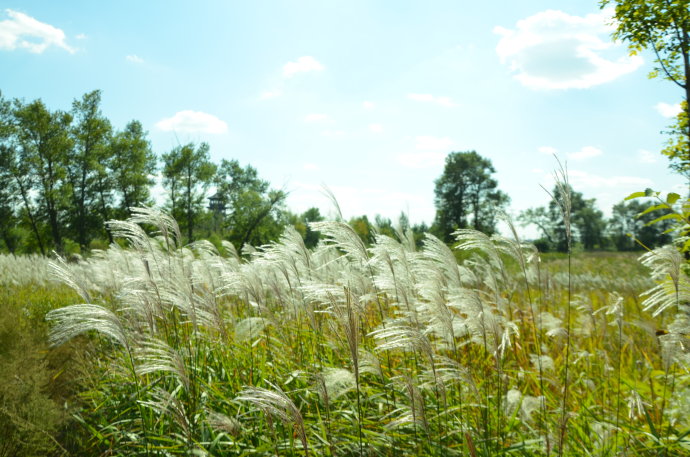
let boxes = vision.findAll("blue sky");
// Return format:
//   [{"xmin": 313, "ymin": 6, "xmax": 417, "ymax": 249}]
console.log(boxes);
[{"xmin": 1, "ymin": 1, "xmax": 685, "ymax": 231}]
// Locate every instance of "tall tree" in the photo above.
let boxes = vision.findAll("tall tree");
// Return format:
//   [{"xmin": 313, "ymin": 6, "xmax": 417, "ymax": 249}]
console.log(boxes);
[
  {"xmin": 0, "ymin": 95, "xmax": 20, "ymax": 253},
  {"xmin": 0, "ymin": 94, "xmax": 44, "ymax": 254},
  {"xmin": 162, "ymin": 142, "xmax": 216, "ymax": 242},
  {"xmin": 609, "ymin": 199, "xmax": 673, "ymax": 250},
  {"xmin": 603, "ymin": 0, "xmax": 690, "ymax": 181},
  {"xmin": 520, "ymin": 185, "xmax": 606, "ymax": 252},
  {"xmin": 433, "ymin": 151, "xmax": 509, "ymax": 240},
  {"xmin": 213, "ymin": 159, "xmax": 287, "ymax": 248},
  {"xmin": 13, "ymin": 99, "xmax": 72, "ymax": 252},
  {"xmin": 109, "ymin": 120, "xmax": 156, "ymax": 217},
  {"xmin": 68, "ymin": 90, "xmax": 113, "ymax": 247}
]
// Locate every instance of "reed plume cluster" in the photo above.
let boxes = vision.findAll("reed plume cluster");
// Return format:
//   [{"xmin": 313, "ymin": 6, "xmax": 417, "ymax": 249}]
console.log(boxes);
[{"xmin": 28, "ymin": 207, "xmax": 690, "ymax": 456}]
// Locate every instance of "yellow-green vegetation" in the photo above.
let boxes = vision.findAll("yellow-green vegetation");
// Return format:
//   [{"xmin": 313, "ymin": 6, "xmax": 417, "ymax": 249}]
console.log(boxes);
[
  {"xmin": 2, "ymin": 208, "xmax": 690, "ymax": 456},
  {"xmin": 0, "ymin": 259, "xmax": 86, "ymax": 457}
]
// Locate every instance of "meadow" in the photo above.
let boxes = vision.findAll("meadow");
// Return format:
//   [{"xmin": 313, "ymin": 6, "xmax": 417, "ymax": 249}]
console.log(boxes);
[{"xmin": 1, "ymin": 207, "xmax": 689, "ymax": 457}]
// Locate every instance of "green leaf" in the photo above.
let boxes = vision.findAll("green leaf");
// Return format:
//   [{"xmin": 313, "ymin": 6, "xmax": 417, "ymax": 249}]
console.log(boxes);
[
  {"xmin": 666, "ymin": 192, "xmax": 681, "ymax": 205},
  {"xmin": 646, "ymin": 213, "xmax": 683, "ymax": 226},
  {"xmin": 637, "ymin": 203, "xmax": 669, "ymax": 217},
  {"xmin": 625, "ymin": 191, "xmax": 647, "ymax": 200}
]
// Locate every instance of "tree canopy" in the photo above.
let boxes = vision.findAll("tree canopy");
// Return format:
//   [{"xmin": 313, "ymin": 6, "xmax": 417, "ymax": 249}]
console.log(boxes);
[
  {"xmin": 433, "ymin": 151, "xmax": 509, "ymax": 241},
  {"xmin": 603, "ymin": 0, "xmax": 690, "ymax": 180}
]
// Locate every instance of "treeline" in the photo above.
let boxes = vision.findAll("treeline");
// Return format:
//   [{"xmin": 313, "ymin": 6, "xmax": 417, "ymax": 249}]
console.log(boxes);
[
  {"xmin": 0, "ymin": 91, "xmax": 673, "ymax": 255},
  {"xmin": 0, "ymin": 90, "xmax": 426, "ymax": 255},
  {"xmin": 430, "ymin": 151, "xmax": 673, "ymax": 252}
]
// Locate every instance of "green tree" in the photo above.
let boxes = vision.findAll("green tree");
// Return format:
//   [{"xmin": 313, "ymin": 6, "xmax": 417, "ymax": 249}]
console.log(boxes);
[
  {"xmin": 609, "ymin": 199, "xmax": 673, "ymax": 250},
  {"xmin": 520, "ymin": 185, "xmax": 606, "ymax": 252},
  {"xmin": 13, "ymin": 99, "xmax": 72, "ymax": 252},
  {"xmin": 0, "ymin": 95, "xmax": 45, "ymax": 254},
  {"xmin": 433, "ymin": 151, "xmax": 509, "ymax": 241},
  {"xmin": 68, "ymin": 90, "xmax": 113, "ymax": 247},
  {"xmin": 109, "ymin": 120, "xmax": 157, "ymax": 218},
  {"xmin": 162, "ymin": 142, "xmax": 216, "ymax": 243},
  {"xmin": 300, "ymin": 207, "xmax": 324, "ymax": 248},
  {"xmin": 213, "ymin": 159, "xmax": 287, "ymax": 248},
  {"xmin": 602, "ymin": 0, "xmax": 690, "ymax": 180}
]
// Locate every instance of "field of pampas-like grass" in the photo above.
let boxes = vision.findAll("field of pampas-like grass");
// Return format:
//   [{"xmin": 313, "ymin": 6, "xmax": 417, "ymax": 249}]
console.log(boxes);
[{"xmin": 3, "ymin": 207, "xmax": 690, "ymax": 456}]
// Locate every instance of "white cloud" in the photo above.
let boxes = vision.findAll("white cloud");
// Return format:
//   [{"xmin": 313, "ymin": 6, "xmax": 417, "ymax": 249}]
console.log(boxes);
[
  {"xmin": 567, "ymin": 145, "xmax": 602, "ymax": 160},
  {"xmin": 566, "ymin": 169, "xmax": 652, "ymax": 189},
  {"xmin": 494, "ymin": 9, "xmax": 643, "ymax": 90},
  {"xmin": 638, "ymin": 149, "xmax": 658, "ymax": 164},
  {"xmin": 156, "ymin": 110, "xmax": 228, "ymax": 134},
  {"xmin": 126, "ymin": 54, "xmax": 144, "ymax": 64},
  {"xmin": 303, "ymin": 163, "xmax": 319, "ymax": 171},
  {"xmin": 259, "ymin": 90, "xmax": 282, "ymax": 100},
  {"xmin": 283, "ymin": 56, "xmax": 324, "ymax": 77},
  {"xmin": 369, "ymin": 123, "xmax": 383, "ymax": 133},
  {"xmin": 363, "ymin": 101, "xmax": 375, "ymax": 110},
  {"xmin": 415, "ymin": 135, "xmax": 455, "ymax": 150},
  {"xmin": 398, "ymin": 151, "xmax": 447, "ymax": 168},
  {"xmin": 0, "ymin": 9, "xmax": 74, "ymax": 53},
  {"xmin": 304, "ymin": 113, "xmax": 331, "ymax": 123},
  {"xmin": 75, "ymin": 33, "xmax": 86, "ymax": 40},
  {"xmin": 655, "ymin": 102, "xmax": 682, "ymax": 118},
  {"xmin": 407, "ymin": 93, "xmax": 457, "ymax": 107},
  {"xmin": 538, "ymin": 146, "xmax": 558, "ymax": 155},
  {"xmin": 397, "ymin": 135, "xmax": 455, "ymax": 168}
]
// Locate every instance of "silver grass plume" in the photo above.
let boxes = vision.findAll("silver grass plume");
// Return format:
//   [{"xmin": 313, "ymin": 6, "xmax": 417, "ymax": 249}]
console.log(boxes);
[
  {"xmin": 371, "ymin": 320, "xmax": 434, "ymax": 365},
  {"xmin": 310, "ymin": 220, "xmax": 370, "ymax": 265},
  {"xmin": 369, "ymin": 233, "xmax": 419, "ymax": 319},
  {"xmin": 141, "ymin": 384, "xmax": 190, "ymax": 434},
  {"xmin": 134, "ymin": 336, "xmax": 189, "ymax": 391},
  {"xmin": 49, "ymin": 254, "xmax": 92, "ymax": 303},
  {"xmin": 420, "ymin": 234, "xmax": 464, "ymax": 290},
  {"xmin": 315, "ymin": 368, "xmax": 356, "ymax": 402},
  {"xmin": 206, "ymin": 409, "xmax": 242, "ymax": 436},
  {"xmin": 236, "ymin": 382, "xmax": 308, "ymax": 453},
  {"xmin": 640, "ymin": 245, "xmax": 690, "ymax": 316},
  {"xmin": 505, "ymin": 388, "xmax": 543, "ymax": 423},
  {"xmin": 46, "ymin": 303, "xmax": 129, "ymax": 348},
  {"xmin": 235, "ymin": 317, "xmax": 270, "ymax": 342},
  {"xmin": 126, "ymin": 206, "xmax": 182, "ymax": 253}
]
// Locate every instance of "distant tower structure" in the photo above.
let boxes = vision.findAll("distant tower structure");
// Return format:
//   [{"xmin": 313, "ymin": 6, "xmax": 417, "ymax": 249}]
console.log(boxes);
[{"xmin": 208, "ymin": 193, "xmax": 226, "ymax": 213}]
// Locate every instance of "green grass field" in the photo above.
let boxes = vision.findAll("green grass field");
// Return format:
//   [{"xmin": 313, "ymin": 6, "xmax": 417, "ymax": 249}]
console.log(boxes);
[{"xmin": 1, "ymin": 209, "xmax": 689, "ymax": 456}]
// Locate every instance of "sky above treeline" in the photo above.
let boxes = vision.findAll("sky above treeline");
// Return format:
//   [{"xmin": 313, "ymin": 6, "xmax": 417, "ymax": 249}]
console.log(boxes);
[{"xmin": 1, "ymin": 1, "xmax": 686, "ymax": 228}]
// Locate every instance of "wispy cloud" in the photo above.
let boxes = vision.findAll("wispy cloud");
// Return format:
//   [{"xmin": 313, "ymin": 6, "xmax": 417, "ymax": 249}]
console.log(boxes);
[
  {"xmin": 362, "ymin": 101, "xmax": 375, "ymax": 110},
  {"xmin": 567, "ymin": 169, "xmax": 652, "ymax": 189},
  {"xmin": 407, "ymin": 93, "xmax": 457, "ymax": 107},
  {"xmin": 654, "ymin": 102, "xmax": 682, "ymax": 118},
  {"xmin": 494, "ymin": 8, "xmax": 642, "ymax": 90},
  {"xmin": 638, "ymin": 149, "xmax": 658, "ymax": 164},
  {"xmin": 283, "ymin": 56, "xmax": 324, "ymax": 78},
  {"xmin": 397, "ymin": 136, "xmax": 455, "ymax": 168},
  {"xmin": 538, "ymin": 146, "xmax": 558, "ymax": 155},
  {"xmin": 0, "ymin": 9, "xmax": 74, "ymax": 53},
  {"xmin": 126, "ymin": 54, "xmax": 144, "ymax": 64},
  {"xmin": 156, "ymin": 110, "xmax": 228, "ymax": 134},
  {"xmin": 567, "ymin": 145, "xmax": 602, "ymax": 161},
  {"xmin": 75, "ymin": 33, "xmax": 86, "ymax": 40},
  {"xmin": 369, "ymin": 123, "xmax": 383, "ymax": 133}
]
